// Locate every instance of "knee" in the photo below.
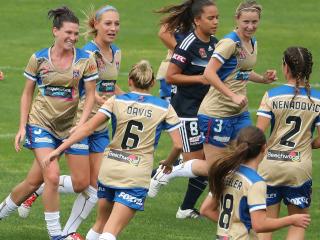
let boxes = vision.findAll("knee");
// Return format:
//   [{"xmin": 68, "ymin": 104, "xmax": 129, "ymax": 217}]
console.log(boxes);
[
  {"xmin": 72, "ymin": 176, "xmax": 90, "ymax": 193},
  {"xmin": 44, "ymin": 171, "xmax": 60, "ymax": 188}
]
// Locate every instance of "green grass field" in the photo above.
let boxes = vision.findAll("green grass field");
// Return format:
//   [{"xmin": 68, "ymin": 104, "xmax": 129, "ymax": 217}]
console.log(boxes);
[{"xmin": 1, "ymin": 0, "xmax": 320, "ymax": 239}]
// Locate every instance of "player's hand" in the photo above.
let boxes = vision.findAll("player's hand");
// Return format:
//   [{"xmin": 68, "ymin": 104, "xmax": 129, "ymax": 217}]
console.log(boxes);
[
  {"xmin": 263, "ymin": 70, "xmax": 277, "ymax": 83},
  {"xmin": 0, "ymin": 71, "xmax": 4, "ymax": 81},
  {"xmin": 231, "ymin": 94, "xmax": 248, "ymax": 107},
  {"xmin": 14, "ymin": 128, "xmax": 26, "ymax": 152},
  {"xmin": 291, "ymin": 214, "xmax": 311, "ymax": 229},
  {"xmin": 40, "ymin": 150, "xmax": 60, "ymax": 169},
  {"xmin": 159, "ymin": 160, "xmax": 173, "ymax": 174}
]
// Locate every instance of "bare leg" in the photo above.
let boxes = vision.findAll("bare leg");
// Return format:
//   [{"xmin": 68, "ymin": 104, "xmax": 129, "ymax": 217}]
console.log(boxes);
[
  {"xmin": 258, "ymin": 203, "xmax": 281, "ymax": 240},
  {"xmin": 286, "ymin": 204, "xmax": 308, "ymax": 240}
]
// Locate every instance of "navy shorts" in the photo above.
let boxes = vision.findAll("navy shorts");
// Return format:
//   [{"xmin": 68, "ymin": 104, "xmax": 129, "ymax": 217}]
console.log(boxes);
[
  {"xmin": 97, "ymin": 181, "xmax": 148, "ymax": 211},
  {"xmin": 88, "ymin": 129, "xmax": 110, "ymax": 153},
  {"xmin": 266, "ymin": 180, "xmax": 312, "ymax": 209},
  {"xmin": 198, "ymin": 111, "xmax": 252, "ymax": 147}
]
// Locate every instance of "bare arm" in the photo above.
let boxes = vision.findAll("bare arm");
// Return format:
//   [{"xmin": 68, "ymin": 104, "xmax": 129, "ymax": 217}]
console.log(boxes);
[
  {"xmin": 251, "ymin": 210, "xmax": 310, "ymax": 233},
  {"xmin": 256, "ymin": 115, "xmax": 271, "ymax": 132},
  {"xmin": 77, "ymin": 80, "xmax": 96, "ymax": 126},
  {"xmin": 249, "ymin": 70, "xmax": 277, "ymax": 84},
  {"xmin": 200, "ymin": 194, "xmax": 219, "ymax": 222},
  {"xmin": 204, "ymin": 58, "xmax": 247, "ymax": 107},
  {"xmin": 158, "ymin": 25, "xmax": 177, "ymax": 51},
  {"xmin": 41, "ymin": 112, "xmax": 107, "ymax": 168},
  {"xmin": 312, "ymin": 125, "xmax": 320, "ymax": 149},
  {"xmin": 15, "ymin": 79, "xmax": 36, "ymax": 151},
  {"xmin": 166, "ymin": 63, "xmax": 207, "ymax": 85}
]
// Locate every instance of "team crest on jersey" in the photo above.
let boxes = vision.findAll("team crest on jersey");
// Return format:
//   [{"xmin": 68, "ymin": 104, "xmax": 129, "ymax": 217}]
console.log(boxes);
[
  {"xmin": 96, "ymin": 52, "xmax": 106, "ymax": 72},
  {"xmin": 235, "ymin": 42, "xmax": 246, "ymax": 60},
  {"xmin": 73, "ymin": 69, "xmax": 80, "ymax": 79},
  {"xmin": 199, "ymin": 48, "xmax": 207, "ymax": 58},
  {"xmin": 39, "ymin": 64, "xmax": 51, "ymax": 78}
]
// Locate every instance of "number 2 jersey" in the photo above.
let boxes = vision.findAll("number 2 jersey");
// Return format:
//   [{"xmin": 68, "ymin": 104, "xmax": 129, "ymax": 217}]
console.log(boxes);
[
  {"xmin": 97, "ymin": 92, "xmax": 181, "ymax": 189},
  {"xmin": 24, "ymin": 47, "xmax": 98, "ymax": 138},
  {"xmin": 257, "ymin": 84, "xmax": 320, "ymax": 186},
  {"xmin": 216, "ymin": 165, "xmax": 266, "ymax": 240}
]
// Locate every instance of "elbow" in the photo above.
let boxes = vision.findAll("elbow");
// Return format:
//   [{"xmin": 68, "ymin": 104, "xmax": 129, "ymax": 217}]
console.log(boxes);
[
  {"xmin": 252, "ymin": 222, "xmax": 266, "ymax": 233},
  {"xmin": 165, "ymin": 75, "xmax": 174, "ymax": 84}
]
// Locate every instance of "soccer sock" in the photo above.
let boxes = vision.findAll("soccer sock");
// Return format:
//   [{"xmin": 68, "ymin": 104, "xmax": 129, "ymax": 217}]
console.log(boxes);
[
  {"xmin": 180, "ymin": 176, "xmax": 208, "ymax": 210},
  {"xmin": 35, "ymin": 175, "xmax": 74, "ymax": 196},
  {"xmin": 62, "ymin": 185, "xmax": 98, "ymax": 235},
  {"xmin": 0, "ymin": 194, "xmax": 18, "ymax": 219},
  {"xmin": 99, "ymin": 232, "xmax": 116, "ymax": 240},
  {"xmin": 167, "ymin": 160, "xmax": 197, "ymax": 181},
  {"xmin": 86, "ymin": 228, "xmax": 101, "ymax": 240},
  {"xmin": 44, "ymin": 211, "xmax": 62, "ymax": 237}
]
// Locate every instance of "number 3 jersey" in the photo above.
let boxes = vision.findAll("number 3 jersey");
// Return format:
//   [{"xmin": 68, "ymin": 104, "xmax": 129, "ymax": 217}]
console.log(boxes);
[
  {"xmin": 257, "ymin": 84, "xmax": 320, "ymax": 186},
  {"xmin": 97, "ymin": 92, "xmax": 181, "ymax": 189},
  {"xmin": 216, "ymin": 165, "xmax": 266, "ymax": 240},
  {"xmin": 24, "ymin": 47, "xmax": 98, "ymax": 138}
]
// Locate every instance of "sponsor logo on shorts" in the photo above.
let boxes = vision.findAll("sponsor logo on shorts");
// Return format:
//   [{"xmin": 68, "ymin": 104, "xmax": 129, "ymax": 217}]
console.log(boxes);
[
  {"xmin": 34, "ymin": 137, "xmax": 53, "ymax": 143},
  {"xmin": 286, "ymin": 197, "xmax": 309, "ymax": 206},
  {"xmin": 118, "ymin": 192, "xmax": 143, "ymax": 206},
  {"xmin": 34, "ymin": 129, "xmax": 42, "ymax": 135},
  {"xmin": 267, "ymin": 193, "xmax": 277, "ymax": 199},
  {"xmin": 172, "ymin": 53, "xmax": 186, "ymax": 63},
  {"xmin": 108, "ymin": 149, "xmax": 141, "ymax": 166},
  {"xmin": 70, "ymin": 143, "xmax": 89, "ymax": 150},
  {"xmin": 267, "ymin": 150, "xmax": 301, "ymax": 162},
  {"xmin": 98, "ymin": 186, "xmax": 106, "ymax": 192},
  {"xmin": 213, "ymin": 135, "xmax": 230, "ymax": 143}
]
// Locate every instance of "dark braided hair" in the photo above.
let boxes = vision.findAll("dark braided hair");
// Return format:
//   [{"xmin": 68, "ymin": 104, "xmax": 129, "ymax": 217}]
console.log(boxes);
[
  {"xmin": 48, "ymin": 6, "xmax": 79, "ymax": 29},
  {"xmin": 208, "ymin": 126, "xmax": 266, "ymax": 200},
  {"xmin": 155, "ymin": 0, "xmax": 216, "ymax": 34},
  {"xmin": 283, "ymin": 47, "xmax": 313, "ymax": 102}
]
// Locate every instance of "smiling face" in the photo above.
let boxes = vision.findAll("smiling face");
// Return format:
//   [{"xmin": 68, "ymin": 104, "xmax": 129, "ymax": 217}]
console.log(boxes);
[
  {"xmin": 52, "ymin": 22, "xmax": 79, "ymax": 51},
  {"xmin": 236, "ymin": 10, "xmax": 260, "ymax": 39},
  {"xmin": 194, "ymin": 5, "xmax": 219, "ymax": 37},
  {"xmin": 95, "ymin": 10, "xmax": 120, "ymax": 44}
]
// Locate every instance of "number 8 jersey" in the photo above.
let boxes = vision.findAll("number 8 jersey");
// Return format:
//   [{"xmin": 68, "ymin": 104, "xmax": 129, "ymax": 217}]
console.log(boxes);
[
  {"xmin": 257, "ymin": 84, "xmax": 320, "ymax": 187},
  {"xmin": 97, "ymin": 92, "xmax": 181, "ymax": 189},
  {"xmin": 216, "ymin": 165, "xmax": 266, "ymax": 240}
]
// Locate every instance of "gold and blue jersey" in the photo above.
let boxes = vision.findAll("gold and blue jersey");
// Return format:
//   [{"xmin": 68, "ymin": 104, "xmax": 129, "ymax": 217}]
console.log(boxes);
[
  {"xmin": 24, "ymin": 47, "xmax": 98, "ymax": 138},
  {"xmin": 97, "ymin": 92, "xmax": 181, "ymax": 189},
  {"xmin": 216, "ymin": 165, "xmax": 266, "ymax": 240},
  {"xmin": 257, "ymin": 84, "xmax": 320, "ymax": 186},
  {"xmin": 199, "ymin": 31, "xmax": 257, "ymax": 118}
]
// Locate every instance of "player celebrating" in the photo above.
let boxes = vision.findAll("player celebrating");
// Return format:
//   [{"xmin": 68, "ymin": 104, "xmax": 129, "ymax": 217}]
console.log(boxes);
[
  {"xmin": 0, "ymin": 6, "xmax": 98, "ymax": 240},
  {"xmin": 209, "ymin": 126, "xmax": 310, "ymax": 239},
  {"xmin": 40, "ymin": 60, "xmax": 182, "ymax": 240},
  {"xmin": 18, "ymin": 5, "xmax": 122, "ymax": 237},
  {"xmin": 257, "ymin": 46, "xmax": 318, "ymax": 240},
  {"xmin": 149, "ymin": 0, "xmax": 219, "ymax": 219}
]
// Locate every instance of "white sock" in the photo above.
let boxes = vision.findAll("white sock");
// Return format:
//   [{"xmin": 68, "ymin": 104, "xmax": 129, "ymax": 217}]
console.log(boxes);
[
  {"xmin": 86, "ymin": 228, "xmax": 101, "ymax": 240},
  {"xmin": 44, "ymin": 211, "xmax": 62, "ymax": 237},
  {"xmin": 63, "ymin": 185, "xmax": 98, "ymax": 235},
  {"xmin": 167, "ymin": 159, "xmax": 197, "ymax": 181},
  {"xmin": 99, "ymin": 232, "xmax": 116, "ymax": 240},
  {"xmin": 0, "ymin": 194, "xmax": 18, "ymax": 219},
  {"xmin": 35, "ymin": 175, "xmax": 74, "ymax": 196}
]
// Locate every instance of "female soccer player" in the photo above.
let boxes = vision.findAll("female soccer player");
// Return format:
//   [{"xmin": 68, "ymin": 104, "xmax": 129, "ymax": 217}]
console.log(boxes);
[
  {"xmin": 257, "ymin": 46, "xmax": 318, "ymax": 240},
  {"xmin": 0, "ymin": 6, "xmax": 98, "ymax": 240},
  {"xmin": 18, "ymin": 5, "xmax": 122, "ymax": 237},
  {"xmin": 40, "ymin": 60, "xmax": 182, "ymax": 240},
  {"xmin": 209, "ymin": 126, "xmax": 310, "ymax": 239},
  {"xmin": 149, "ymin": 0, "xmax": 219, "ymax": 219}
]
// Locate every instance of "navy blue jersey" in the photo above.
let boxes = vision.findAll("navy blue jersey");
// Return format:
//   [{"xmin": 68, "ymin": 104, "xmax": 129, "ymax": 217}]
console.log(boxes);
[{"xmin": 170, "ymin": 32, "xmax": 218, "ymax": 117}]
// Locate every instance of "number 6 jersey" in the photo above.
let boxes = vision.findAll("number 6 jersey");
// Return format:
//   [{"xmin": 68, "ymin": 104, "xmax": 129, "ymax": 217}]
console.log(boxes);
[
  {"xmin": 257, "ymin": 84, "xmax": 320, "ymax": 186},
  {"xmin": 216, "ymin": 165, "xmax": 266, "ymax": 240},
  {"xmin": 97, "ymin": 92, "xmax": 181, "ymax": 189}
]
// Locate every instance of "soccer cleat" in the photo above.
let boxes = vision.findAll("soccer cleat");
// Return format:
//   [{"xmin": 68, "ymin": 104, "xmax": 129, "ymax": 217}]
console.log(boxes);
[
  {"xmin": 18, "ymin": 193, "xmax": 38, "ymax": 218},
  {"xmin": 64, "ymin": 232, "xmax": 84, "ymax": 240},
  {"xmin": 148, "ymin": 166, "xmax": 169, "ymax": 198},
  {"xmin": 176, "ymin": 207, "xmax": 200, "ymax": 219}
]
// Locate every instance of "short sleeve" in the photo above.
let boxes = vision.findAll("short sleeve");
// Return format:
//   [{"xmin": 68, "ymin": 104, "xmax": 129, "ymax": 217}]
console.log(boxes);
[
  {"xmin": 212, "ymin": 39, "xmax": 237, "ymax": 64},
  {"xmin": 257, "ymin": 92, "xmax": 272, "ymax": 119},
  {"xmin": 247, "ymin": 181, "xmax": 267, "ymax": 212},
  {"xmin": 83, "ymin": 55, "xmax": 99, "ymax": 82},
  {"xmin": 24, "ymin": 54, "xmax": 38, "ymax": 81},
  {"xmin": 98, "ymin": 95, "xmax": 115, "ymax": 118},
  {"xmin": 164, "ymin": 104, "xmax": 181, "ymax": 132},
  {"xmin": 170, "ymin": 45, "xmax": 191, "ymax": 71}
]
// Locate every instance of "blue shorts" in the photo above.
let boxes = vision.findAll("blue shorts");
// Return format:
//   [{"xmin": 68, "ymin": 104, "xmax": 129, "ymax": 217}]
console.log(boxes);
[
  {"xmin": 266, "ymin": 180, "xmax": 312, "ymax": 209},
  {"xmin": 159, "ymin": 78, "xmax": 172, "ymax": 99},
  {"xmin": 97, "ymin": 181, "xmax": 148, "ymax": 211},
  {"xmin": 88, "ymin": 129, "xmax": 109, "ymax": 153},
  {"xmin": 198, "ymin": 112, "xmax": 252, "ymax": 147},
  {"xmin": 24, "ymin": 124, "xmax": 89, "ymax": 155}
]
